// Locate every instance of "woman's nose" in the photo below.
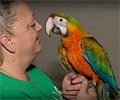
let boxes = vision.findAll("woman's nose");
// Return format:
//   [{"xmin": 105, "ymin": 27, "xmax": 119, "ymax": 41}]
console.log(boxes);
[{"xmin": 35, "ymin": 20, "xmax": 42, "ymax": 32}]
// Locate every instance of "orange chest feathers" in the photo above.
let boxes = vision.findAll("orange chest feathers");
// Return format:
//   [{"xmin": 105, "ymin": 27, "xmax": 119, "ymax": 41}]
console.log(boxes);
[{"xmin": 61, "ymin": 38, "xmax": 100, "ymax": 83}]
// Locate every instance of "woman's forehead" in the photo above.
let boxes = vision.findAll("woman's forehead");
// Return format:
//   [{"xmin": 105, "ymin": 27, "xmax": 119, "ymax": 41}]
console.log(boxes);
[
  {"xmin": 15, "ymin": 1, "xmax": 34, "ymax": 22},
  {"xmin": 16, "ymin": 2, "xmax": 33, "ymax": 16}
]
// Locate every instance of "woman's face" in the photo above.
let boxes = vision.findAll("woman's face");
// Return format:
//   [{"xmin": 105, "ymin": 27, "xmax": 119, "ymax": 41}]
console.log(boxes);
[{"xmin": 13, "ymin": 2, "xmax": 42, "ymax": 62}]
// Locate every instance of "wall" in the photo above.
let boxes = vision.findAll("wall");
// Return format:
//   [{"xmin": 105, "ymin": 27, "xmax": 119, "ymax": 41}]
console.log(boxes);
[{"xmin": 27, "ymin": 1, "xmax": 119, "ymax": 89}]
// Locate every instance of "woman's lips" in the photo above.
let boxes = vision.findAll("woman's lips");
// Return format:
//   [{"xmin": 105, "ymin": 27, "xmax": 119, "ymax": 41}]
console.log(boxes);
[{"xmin": 36, "ymin": 34, "xmax": 40, "ymax": 40}]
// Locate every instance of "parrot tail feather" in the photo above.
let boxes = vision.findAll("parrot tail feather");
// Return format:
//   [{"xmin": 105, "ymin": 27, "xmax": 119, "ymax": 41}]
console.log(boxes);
[
  {"xmin": 97, "ymin": 81, "xmax": 109, "ymax": 100},
  {"xmin": 117, "ymin": 88, "xmax": 120, "ymax": 98},
  {"xmin": 97, "ymin": 81, "xmax": 117, "ymax": 100}
]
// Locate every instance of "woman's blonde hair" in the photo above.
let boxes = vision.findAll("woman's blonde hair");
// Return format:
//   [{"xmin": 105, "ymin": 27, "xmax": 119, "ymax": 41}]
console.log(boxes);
[{"xmin": 0, "ymin": 0, "xmax": 19, "ymax": 65}]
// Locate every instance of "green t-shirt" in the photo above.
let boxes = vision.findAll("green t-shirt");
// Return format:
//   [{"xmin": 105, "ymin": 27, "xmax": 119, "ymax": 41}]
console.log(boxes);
[{"xmin": 0, "ymin": 64, "xmax": 64, "ymax": 99}]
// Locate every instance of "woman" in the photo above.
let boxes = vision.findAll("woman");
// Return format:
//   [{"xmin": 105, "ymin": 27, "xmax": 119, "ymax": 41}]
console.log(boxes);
[{"xmin": 0, "ymin": 0, "xmax": 97, "ymax": 99}]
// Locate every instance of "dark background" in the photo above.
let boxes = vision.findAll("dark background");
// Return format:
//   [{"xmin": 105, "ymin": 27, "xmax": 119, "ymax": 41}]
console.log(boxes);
[{"xmin": 26, "ymin": 0, "xmax": 119, "ymax": 89}]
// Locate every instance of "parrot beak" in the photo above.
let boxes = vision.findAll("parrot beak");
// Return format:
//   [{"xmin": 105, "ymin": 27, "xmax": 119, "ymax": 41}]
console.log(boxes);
[
  {"xmin": 46, "ymin": 17, "xmax": 54, "ymax": 37},
  {"xmin": 46, "ymin": 16, "xmax": 67, "ymax": 36}
]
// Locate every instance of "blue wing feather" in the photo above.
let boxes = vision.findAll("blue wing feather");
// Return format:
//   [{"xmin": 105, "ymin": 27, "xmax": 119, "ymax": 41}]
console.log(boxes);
[{"xmin": 81, "ymin": 37, "xmax": 117, "ymax": 93}]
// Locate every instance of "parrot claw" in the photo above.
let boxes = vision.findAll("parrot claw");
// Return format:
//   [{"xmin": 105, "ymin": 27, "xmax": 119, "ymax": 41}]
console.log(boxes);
[
  {"xmin": 88, "ymin": 80, "xmax": 96, "ymax": 92},
  {"xmin": 92, "ymin": 80, "xmax": 96, "ymax": 86}
]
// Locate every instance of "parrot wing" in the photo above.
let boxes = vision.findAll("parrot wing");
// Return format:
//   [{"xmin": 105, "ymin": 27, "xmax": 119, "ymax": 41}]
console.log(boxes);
[
  {"xmin": 58, "ymin": 40, "xmax": 75, "ymax": 72},
  {"xmin": 80, "ymin": 37, "xmax": 117, "ymax": 93}
]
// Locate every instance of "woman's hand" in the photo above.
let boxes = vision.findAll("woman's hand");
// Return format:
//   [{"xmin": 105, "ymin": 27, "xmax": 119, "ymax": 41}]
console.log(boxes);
[
  {"xmin": 61, "ymin": 72, "xmax": 86, "ymax": 100},
  {"xmin": 76, "ymin": 79, "xmax": 97, "ymax": 100},
  {"xmin": 61, "ymin": 72, "xmax": 97, "ymax": 100}
]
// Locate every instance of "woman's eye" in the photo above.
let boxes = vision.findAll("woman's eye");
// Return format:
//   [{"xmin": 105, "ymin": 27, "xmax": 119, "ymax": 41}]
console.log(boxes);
[{"xmin": 30, "ymin": 23, "xmax": 35, "ymax": 27}]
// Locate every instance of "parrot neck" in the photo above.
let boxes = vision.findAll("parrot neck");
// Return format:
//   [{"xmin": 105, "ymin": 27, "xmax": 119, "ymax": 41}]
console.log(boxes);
[
  {"xmin": 62, "ymin": 38, "xmax": 81, "ymax": 52},
  {"xmin": 62, "ymin": 22, "xmax": 91, "ymax": 50},
  {"xmin": 66, "ymin": 22, "xmax": 90, "ymax": 37},
  {"xmin": 61, "ymin": 31, "xmax": 91, "ymax": 51},
  {"xmin": 80, "ymin": 28, "xmax": 90, "ymax": 36},
  {"xmin": 77, "ymin": 24, "xmax": 91, "ymax": 37},
  {"xmin": 61, "ymin": 33, "xmax": 81, "ymax": 51}
]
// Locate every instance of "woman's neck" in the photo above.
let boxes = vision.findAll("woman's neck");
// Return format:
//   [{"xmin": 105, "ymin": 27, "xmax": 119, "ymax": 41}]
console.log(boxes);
[{"xmin": 0, "ymin": 62, "xmax": 30, "ymax": 81}]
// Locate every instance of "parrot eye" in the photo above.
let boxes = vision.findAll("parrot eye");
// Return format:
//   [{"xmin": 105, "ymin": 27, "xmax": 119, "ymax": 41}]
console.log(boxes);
[
  {"xmin": 60, "ymin": 19, "xmax": 63, "ymax": 22},
  {"xmin": 53, "ymin": 16, "xmax": 67, "ymax": 27}
]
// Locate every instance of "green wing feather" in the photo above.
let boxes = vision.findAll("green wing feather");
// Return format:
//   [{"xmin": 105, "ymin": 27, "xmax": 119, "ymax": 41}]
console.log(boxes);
[{"xmin": 81, "ymin": 37, "xmax": 117, "ymax": 93}]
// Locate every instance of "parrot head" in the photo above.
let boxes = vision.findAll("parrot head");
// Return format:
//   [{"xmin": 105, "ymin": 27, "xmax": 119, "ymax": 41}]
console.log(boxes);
[{"xmin": 46, "ymin": 13, "xmax": 85, "ymax": 37}]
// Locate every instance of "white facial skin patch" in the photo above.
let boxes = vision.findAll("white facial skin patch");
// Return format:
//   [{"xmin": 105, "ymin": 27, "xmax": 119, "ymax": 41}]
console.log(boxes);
[{"xmin": 53, "ymin": 16, "xmax": 67, "ymax": 35}]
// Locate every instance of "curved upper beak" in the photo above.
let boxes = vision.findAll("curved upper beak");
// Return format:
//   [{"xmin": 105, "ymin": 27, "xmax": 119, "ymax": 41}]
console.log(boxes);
[
  {"xmin": 46, "ymin": 16, "xmax": 67, "ymax": 36},
  {"xmin": 46, "ymin": 17, "xmax": 54, "ymax": 36}
]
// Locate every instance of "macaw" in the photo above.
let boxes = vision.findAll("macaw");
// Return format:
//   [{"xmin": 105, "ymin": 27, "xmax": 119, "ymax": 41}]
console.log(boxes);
[{"xmin": 45, "ymin": 13, "xmax": 120, "ymax": 100}]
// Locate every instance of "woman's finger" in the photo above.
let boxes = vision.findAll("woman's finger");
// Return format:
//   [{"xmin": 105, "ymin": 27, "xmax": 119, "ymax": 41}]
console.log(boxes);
[
  {"xmin": 62, "ymin": 94, "xmax": 76, "ymax": 99},
  {"xmin": 88, "ymin": 88, "xmax": 97, "ymax": 98},
  {"xmin": 79, "ymin": 79, "xmax": 88, "ymax": 92},
  {"xmin": 67, "ymin": 84, "xmax": 81, "ymax": 91},
  {"xmin": 68, "ymin": 72, "xmax": 77, "ymax": 80},
  {"xmin": 72, "ymin": 75, "xmax": 85, "ymax": 84},
  {"xmin": 62, "ymin": 90, "xmax": 78, "ymax": 96}
]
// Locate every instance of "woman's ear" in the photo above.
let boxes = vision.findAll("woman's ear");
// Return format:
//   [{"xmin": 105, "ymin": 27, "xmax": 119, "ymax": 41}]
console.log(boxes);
[{"xmin": 0, "ymin": 34, "xmax": 16, "ymax": 53}]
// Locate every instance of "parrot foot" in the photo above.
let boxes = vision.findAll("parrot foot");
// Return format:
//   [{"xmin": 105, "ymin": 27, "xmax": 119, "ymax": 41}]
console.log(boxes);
[
  {"xmin": 87, "ymin": 80, "xmax": 96, "ymax": 92},
  {"xmin": 92, "ymin": 80, "xmax": 96, "ymax": 86}
]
